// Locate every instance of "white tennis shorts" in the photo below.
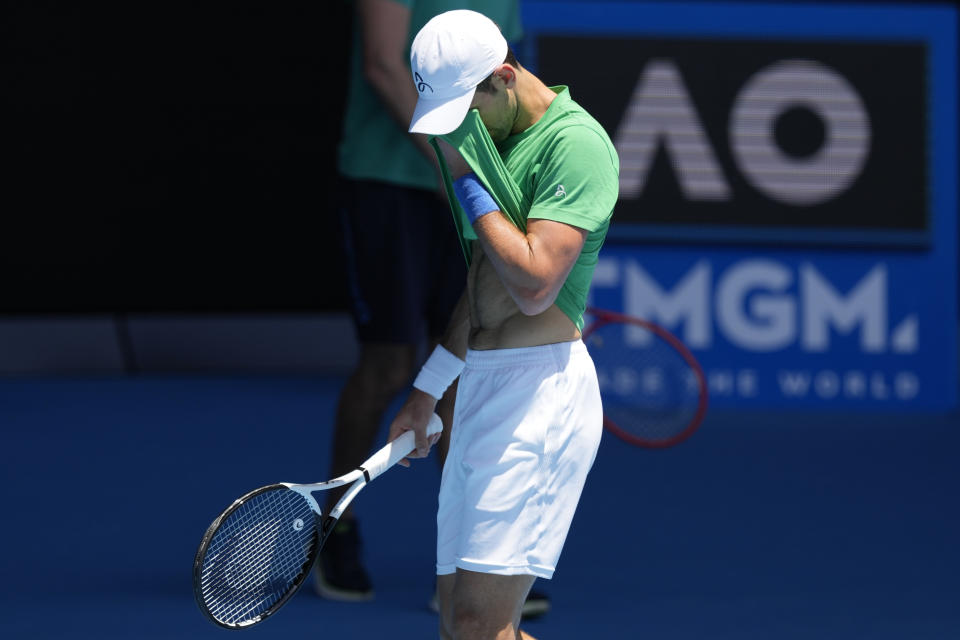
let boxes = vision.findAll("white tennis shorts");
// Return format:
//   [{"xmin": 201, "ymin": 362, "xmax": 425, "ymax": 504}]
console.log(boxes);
[{"xmin": 436, "ymin": 339, "xmax": 603, "ymax": 579}]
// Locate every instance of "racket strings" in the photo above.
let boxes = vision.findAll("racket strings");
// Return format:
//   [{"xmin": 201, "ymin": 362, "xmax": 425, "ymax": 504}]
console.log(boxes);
[
  {"xmin": 203, "ymin": 520, "xmax": 289, "ymax": 617},
  {"xmin": 204, "ymin": 499, "xmax": 314, "ymax": 622},
  {"xmin": 201, "ymin": 494, "xmax": 314, "ymax": 624},
  {"xmin": 198, "ymin": 488, "xmax": 317, "ymax": 626},
  {"xmin": 588, "ymin": 322, "xmax": 703, "ymax": 442}
]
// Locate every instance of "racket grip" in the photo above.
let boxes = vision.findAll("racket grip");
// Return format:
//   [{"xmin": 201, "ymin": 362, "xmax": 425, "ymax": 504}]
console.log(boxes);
[{"xmin": 359, "ymin": 413, "xmax": 444, "ymax": 482}]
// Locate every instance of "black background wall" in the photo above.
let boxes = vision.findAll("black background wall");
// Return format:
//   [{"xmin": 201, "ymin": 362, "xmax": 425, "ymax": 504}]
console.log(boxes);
[
  {"xmin": 5, "ymin": 2, "xmax": 354, "ymax": 314},
  {"xmin": 3, "ymin": 0, "xmax": 957, "ymax": 318}
]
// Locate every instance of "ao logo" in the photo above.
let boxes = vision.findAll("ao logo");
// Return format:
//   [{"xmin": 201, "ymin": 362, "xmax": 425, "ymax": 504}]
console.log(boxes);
[
  {"xmin": 614, "ymin": 59, "xmax": 871, "ymax": 205},
  {"xmin": 592, "ymin": 258, "xmax": 918, "ymax": 354}
]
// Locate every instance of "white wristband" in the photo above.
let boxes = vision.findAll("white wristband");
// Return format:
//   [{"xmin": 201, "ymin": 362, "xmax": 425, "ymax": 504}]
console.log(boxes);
[{"xmin": 413, "ymin": 345, "xmax": 465, "ymax": 400}]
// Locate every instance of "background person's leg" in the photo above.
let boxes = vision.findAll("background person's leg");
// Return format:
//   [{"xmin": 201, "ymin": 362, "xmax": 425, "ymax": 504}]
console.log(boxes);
[{"xmin": 315, "ymin": 342, "xmax": 416, "ymax": 601}]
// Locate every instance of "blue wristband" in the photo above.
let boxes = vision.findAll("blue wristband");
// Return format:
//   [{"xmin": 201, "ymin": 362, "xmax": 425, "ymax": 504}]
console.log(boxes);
[{"xmin": 453, "ymin": 172, "xmax": 499, "ymax": 225}]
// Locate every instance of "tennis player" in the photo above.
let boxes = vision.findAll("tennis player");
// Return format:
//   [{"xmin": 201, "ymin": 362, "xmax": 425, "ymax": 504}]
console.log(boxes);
[{"xmin": 387, "ymin": 9, "xmax": 619, "ymax": 639}]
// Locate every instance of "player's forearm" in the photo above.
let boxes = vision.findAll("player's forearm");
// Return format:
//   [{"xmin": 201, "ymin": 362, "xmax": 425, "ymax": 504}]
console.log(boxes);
[
  {"xmin": 410, "ymin": 292, "xmax": 469, "ymax": 405},
  {"xmin": 442, "ymin": 145, "xmax": 581, "ymax": 314},
  {"xmin": 472, "ymin": 215, "xmax": 569, "ymax": 316}
]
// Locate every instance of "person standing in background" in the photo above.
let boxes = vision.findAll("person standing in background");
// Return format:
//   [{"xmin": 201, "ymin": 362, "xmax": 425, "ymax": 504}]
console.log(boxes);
[{"xmin": 315, "ymin": 0, "xmax": 550, "ymax": 620}]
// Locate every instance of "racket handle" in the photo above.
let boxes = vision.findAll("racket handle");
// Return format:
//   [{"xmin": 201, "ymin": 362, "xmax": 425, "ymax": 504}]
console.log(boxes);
[{"xmin": 359, "ymin": 413, "xmax": 444, "ymax": 482}]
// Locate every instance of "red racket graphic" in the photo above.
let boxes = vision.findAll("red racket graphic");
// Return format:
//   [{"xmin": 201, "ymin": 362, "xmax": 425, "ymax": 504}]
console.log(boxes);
[{"xmin": 583, "ymin": 307, "xmax": 708, "ymax": 448}]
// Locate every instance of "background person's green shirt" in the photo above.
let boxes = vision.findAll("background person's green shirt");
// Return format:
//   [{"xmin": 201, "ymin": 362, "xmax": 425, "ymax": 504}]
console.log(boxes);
[{"xmin": 337, "ymin": 0, "xmax": 523, "ymax": 191}]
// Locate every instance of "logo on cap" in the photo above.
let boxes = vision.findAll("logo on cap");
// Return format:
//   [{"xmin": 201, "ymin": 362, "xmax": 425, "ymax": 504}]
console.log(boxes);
[{"xmin": 415, "ymin": 72, "xmax": 433, "ymax": 94}]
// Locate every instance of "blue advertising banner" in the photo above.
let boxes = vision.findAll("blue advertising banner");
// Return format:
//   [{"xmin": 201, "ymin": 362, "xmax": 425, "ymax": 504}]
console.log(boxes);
[
  {"xmin": 588, "ymin": 247, "xmax": 955, "ymax": 409},
  {"xmin": 522, "ymin": 1, "xmax": 957, "ymax": 409}
]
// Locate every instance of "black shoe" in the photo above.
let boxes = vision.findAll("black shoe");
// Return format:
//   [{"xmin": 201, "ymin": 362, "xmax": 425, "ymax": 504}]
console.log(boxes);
[
  {"xmin": 313, "ymin": 519, "xmax": 374, "ymax": 602},
  {"xmin": 428, "ymin": 584, "xmax": 551, "ymax": 620}
]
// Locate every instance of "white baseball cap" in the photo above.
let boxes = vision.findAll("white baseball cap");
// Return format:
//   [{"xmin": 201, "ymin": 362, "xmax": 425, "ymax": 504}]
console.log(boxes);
[{"xmin": 408, "ymin": 10, "xmax": 508, "ymax": 135}]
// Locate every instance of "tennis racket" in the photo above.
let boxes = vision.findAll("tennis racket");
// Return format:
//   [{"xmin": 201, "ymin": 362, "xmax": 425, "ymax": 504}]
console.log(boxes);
[
  {"xmin": 193, "ymin": 413, "xmax": 444, "ymax": 630},
  {"xmin": 583, "ymin": 307, "xmax": 708, "ymax": 448}
]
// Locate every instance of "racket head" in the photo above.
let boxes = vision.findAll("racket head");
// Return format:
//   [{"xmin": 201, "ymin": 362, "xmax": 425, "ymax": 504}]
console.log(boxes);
[
  {"xmin": 193, "ymin": 484, "xmax": 323, "ymax": 629},
  {"xmin": 583, "ymin": 307, "xmax": 708, "ymax": 448}
]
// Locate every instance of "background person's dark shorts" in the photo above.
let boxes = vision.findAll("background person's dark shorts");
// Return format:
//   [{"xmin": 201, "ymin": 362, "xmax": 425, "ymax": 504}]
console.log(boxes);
[{"xmin": 338, "ymin": 177, "xmax": 467, "ymax": 344}]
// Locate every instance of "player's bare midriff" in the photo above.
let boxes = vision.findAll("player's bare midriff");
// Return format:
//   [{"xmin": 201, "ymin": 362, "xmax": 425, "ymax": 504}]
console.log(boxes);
[{"xmin": 466, "ymin": 242, "xmax": 581, "ymax": 351}]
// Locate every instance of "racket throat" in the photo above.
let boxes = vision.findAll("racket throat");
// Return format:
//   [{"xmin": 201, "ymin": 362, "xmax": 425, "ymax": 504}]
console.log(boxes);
[{"xmin": 320, "ymin": 516, "xmax": 339, "ymax": 540}]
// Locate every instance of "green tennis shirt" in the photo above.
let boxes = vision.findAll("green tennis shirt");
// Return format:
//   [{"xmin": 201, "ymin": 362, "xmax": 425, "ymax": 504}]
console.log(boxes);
[
  {"xmin": 337, "ymin": 0, "xmax": 523, "ymax": 190},
  {"xmin": 435, "ymin": 86, "xmax": 620, "ymax": 330}
]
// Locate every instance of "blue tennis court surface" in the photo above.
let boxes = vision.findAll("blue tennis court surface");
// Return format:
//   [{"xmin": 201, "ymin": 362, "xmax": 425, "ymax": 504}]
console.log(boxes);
[{"xmin": 2, "ymin": 375, "xmax": 957, "ymax": 639}]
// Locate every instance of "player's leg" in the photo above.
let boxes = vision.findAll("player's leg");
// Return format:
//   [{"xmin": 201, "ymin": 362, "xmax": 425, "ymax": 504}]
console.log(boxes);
[
  {"xmin": 438, "ymin": 570, "xmax": 538, "ymax": 640},
  {"xmin": 437, "ymin": 573, "xmax": 456, "ymax": 640}
]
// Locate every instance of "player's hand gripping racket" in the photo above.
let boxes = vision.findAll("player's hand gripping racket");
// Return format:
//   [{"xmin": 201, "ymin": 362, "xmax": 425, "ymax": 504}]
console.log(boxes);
[
  {"xmin": 193, "ymin": 413, "xmax": 444, "ymax": 630},
  {"xmin": 583, "ymin": 307, "xmax": 708, "ymax": 448}
]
